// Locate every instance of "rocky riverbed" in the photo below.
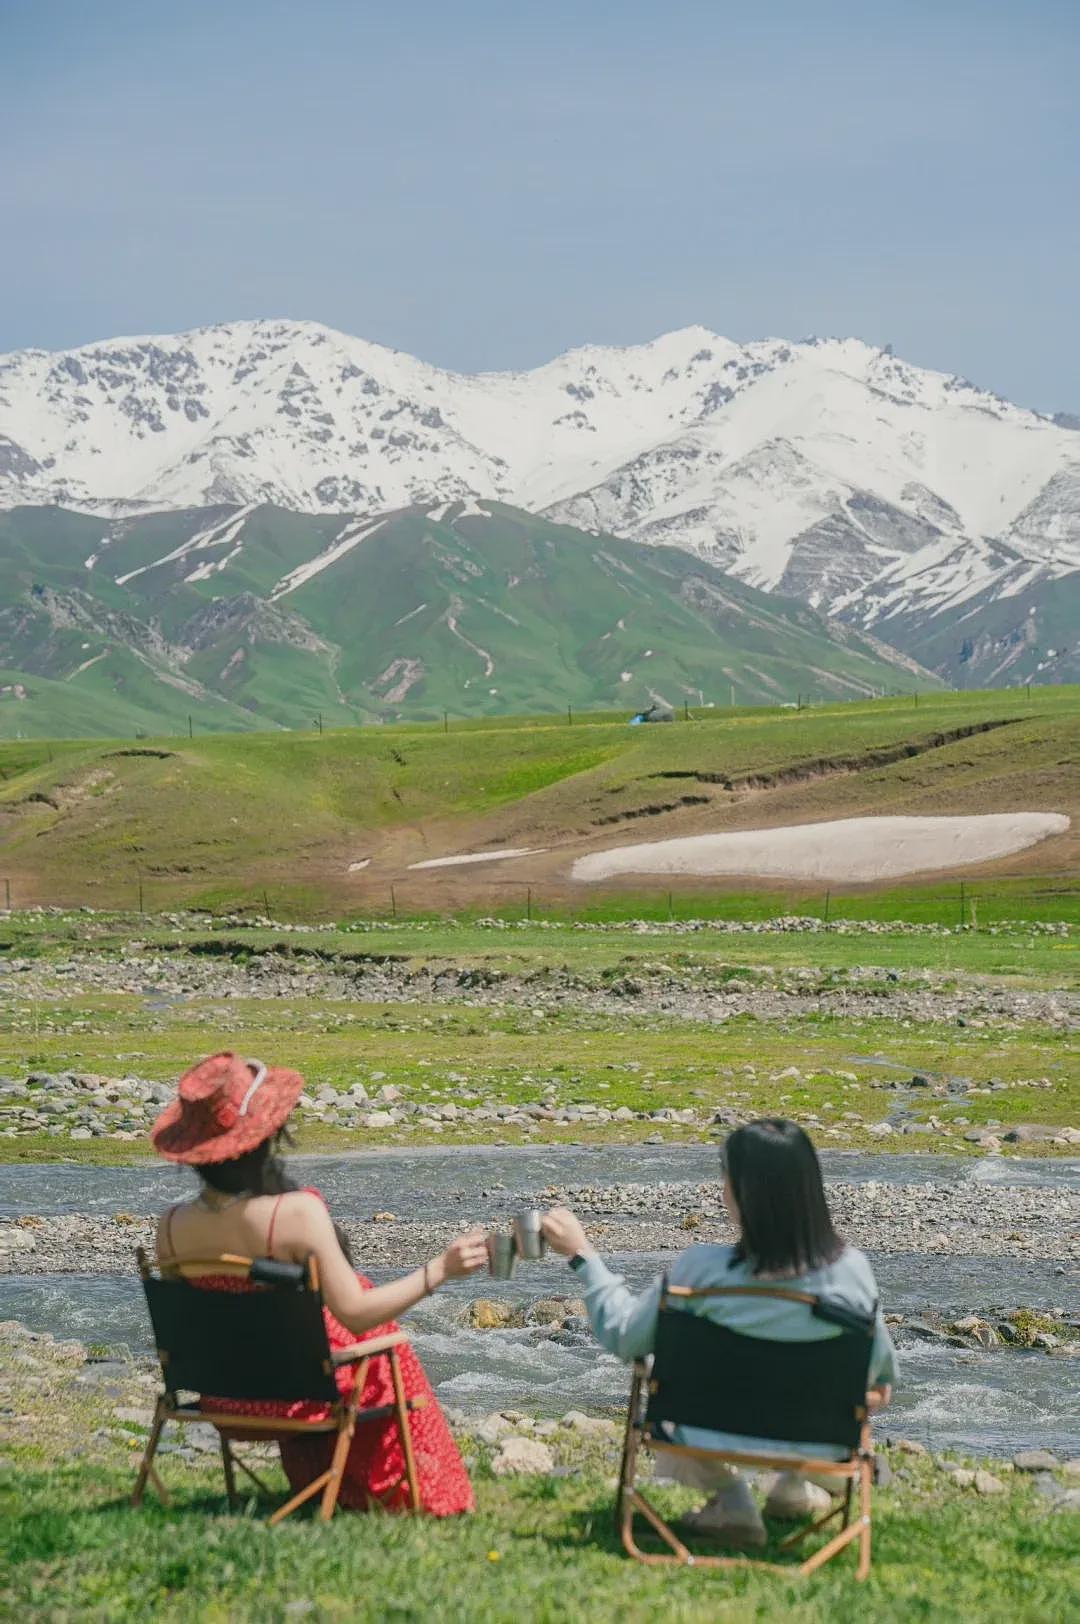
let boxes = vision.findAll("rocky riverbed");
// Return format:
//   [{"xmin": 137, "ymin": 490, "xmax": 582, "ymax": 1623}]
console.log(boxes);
[
  {"xmin": 2, "ymin": 944, "xmax": 1076, "ymax": 1029},
  {"xmin": 2, "ymin": 1174, "xmax": 1077, "ymax": 1273}
]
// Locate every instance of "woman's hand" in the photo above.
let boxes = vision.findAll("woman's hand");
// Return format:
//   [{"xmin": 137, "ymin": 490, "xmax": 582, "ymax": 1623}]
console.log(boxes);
[
  {"xmin": 436, "ymin": 1228, "xmax": 490, "ymax": 1283},
  {"xmin": 865, "ymin": 1384, "xmax": 892, "ymax": 1413},
  {"xmin": 541, "ymin": 1206, "xmax": 593, "ymax": 1259}
]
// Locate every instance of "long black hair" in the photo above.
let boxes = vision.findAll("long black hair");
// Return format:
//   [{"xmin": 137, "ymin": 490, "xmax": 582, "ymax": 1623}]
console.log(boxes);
[
  {"xmin": 722, "ymin": 1118, "xmax": 842, "ymax": 1277},
  {"xmin": 196, "ymin": 1130, "xmax": 353, "ymax": 1264}
]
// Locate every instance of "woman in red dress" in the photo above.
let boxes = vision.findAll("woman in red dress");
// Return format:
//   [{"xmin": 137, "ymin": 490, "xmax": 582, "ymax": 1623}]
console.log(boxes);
[{"xmin": 151, "ymin": 1052, "xmax": 486, "ymax": 1516}]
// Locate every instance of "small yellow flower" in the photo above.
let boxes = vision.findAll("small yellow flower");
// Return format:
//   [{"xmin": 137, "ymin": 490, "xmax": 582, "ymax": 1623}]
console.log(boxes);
[{"xmin": 487, "ymin": 1550, "xmax": 501, "ymax": 1563}]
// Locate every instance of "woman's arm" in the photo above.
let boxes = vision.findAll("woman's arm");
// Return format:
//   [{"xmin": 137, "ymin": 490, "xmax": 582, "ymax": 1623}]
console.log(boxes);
[
  {"xmin": 542, "ymin": 1206, "xmax": 661, "ymax": 1362},
  {"xmin": 278, "ymin": 1193, "xmax": 488, "ymax": 1334}
]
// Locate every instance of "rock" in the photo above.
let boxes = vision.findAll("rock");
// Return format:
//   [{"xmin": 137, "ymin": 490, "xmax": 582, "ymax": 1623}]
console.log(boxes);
[
  {"xmin": 490, "ymin": 1436, "xmax": 554, "ymax": 1476},
  {"xmin": 866, "ymin": 1122, "xmax": 893, "ymax": 1138},
  {"xmin": 1013, "ymin": 1449, "xmax": 1058, "ymax": 1472},
  {"xmin": 895, "ymin": 1438, "xmax": 929, "ymax": 1456},
  {"xmin": 560, "ymin": 1410, "xmax": 619, "ymax": 1439},
  {"xmin": 360, "ymin": 1111, "xmax": 395, "ymax": 1128},
  {"xmin": 1001, "ymin": 1124, "xmax": 1061, "ymax": 1144},
  {"xmin": 974, "ymin": 1469, "xmax": 1006, "ymax": 1495},
  {"xmin": 1062, "ymin": 1460, "xmax": 1080, "ymax": 1479},
  {"xmin": 472, "ymin": 1414, "xmax": 518, "ymax": 1445},
  {"xmin": 873, "ymin": 1456, "xmax": 894, "ymax": 1488},
  {"xmin": 1052, "ymin": 1489, "xmax": 1080, "ymax": 1513},
  {"xmin": 523, "ymin": 1298, "xmax": 586, "ymax": 1328},
  {"xmin": 0, "ymin": 1227, "xmax": 36, "ymax": 1254},
  {"xmin": 464, "ymin": 1300, "xmax": 518, "ymax": 1331}
]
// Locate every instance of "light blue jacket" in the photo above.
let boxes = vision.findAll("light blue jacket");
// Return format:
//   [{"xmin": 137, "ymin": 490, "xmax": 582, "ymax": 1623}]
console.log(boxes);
[{"xmin": 576, "ymin": 1242, "xmax": 898, "ymax": 1460}]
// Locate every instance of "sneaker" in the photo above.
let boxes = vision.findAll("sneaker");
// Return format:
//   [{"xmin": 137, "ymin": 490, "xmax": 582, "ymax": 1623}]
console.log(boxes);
[
  {"xmin": 680, "ymin": 1480, "xmax": 767, "ymax": 1549},
  {"xmin": 763, "ymin": 1471, "xmax": 836, "ymax": 1521}
]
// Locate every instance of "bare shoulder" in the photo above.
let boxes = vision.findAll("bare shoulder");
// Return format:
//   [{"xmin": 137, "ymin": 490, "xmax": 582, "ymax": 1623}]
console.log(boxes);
[{"xmin": 272, "ymin": 1189, "xmax": 333, "ymax": 1236}]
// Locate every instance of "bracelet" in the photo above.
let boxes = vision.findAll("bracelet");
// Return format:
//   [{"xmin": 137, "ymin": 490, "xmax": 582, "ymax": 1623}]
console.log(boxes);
[{"xmin": 423, "ymin": 1260, "xmax": 432, "ymax": 1296}]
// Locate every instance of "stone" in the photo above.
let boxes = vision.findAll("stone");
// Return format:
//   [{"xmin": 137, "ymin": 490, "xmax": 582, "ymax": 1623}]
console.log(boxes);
[
  {"xmin": 895, "ymin": 1437, "xmax": 928, "ymax": 1456},
  {"xmin": 873, "ymin": 1456, "xmax": 894, "ymax": 1488},
  {"xmin": 360, "ymin": 1111, "xmax": 395, "ymax": 1128},
  {"xmin": 490, "ymin": 1436, "xmax": 554, "ymax": 1476},
  {"xmin": 1062, "ymin": 1460, "xmax": 1080, "ymax": 1479},
  {"xmin": 1013, "ymin": 1449, "xmax": 1058, "ymax": 1472},
  {"xmin": 948, "ymin": 1468, "xmax": 976, "ymax": 1488},
  {"xmin": 464, "ymin": 1300, "xmax": 518, "ymax": 1331},
  {"xmin": 523, "ymin": 1298, "xmax": 586, "ymax": 1328},
  {"xmin": 559, "ymin": 1410, "xmax": 619, "ymax": 1439},
  {"xmin": 866, "ymin": 1122, "xmax": 893, "ymax": 1138},
  {"xmin": 471, "ymin": 1414, "xmax": 518, "ymax": 1445},
  {"xmin": 974, "ymin": 1470, "xmax": 1006, "ymax": 1495},
  {"xmin": 1052, "ymin": 1489, "xmax": 1080, "ymax": 1513}
]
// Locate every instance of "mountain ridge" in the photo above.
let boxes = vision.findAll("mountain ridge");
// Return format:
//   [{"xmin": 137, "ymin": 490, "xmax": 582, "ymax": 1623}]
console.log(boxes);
[{"xmin": 2, "ymin": 319, "xmax": 1077, "ymax": 691}]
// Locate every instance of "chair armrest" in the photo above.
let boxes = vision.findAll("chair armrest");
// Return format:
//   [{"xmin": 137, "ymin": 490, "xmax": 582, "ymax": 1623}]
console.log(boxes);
[{"xmin": 331, "ymin": 1332, "xmax": 409, "ymax": 1365}]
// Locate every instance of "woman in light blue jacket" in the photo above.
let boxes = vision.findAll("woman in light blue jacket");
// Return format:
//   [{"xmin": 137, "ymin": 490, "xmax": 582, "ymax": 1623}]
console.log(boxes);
[{"xmin": 542, "ymin": 1118, "xmax": 897, "ymax": 1549}]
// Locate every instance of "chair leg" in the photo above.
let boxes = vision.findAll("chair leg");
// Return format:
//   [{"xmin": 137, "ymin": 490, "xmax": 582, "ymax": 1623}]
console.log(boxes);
[
  {"xmin": 132, "ymin": 1397, "xmax": 170, "ymax": 1508},
  {"xmin": 269, "ymin": 1469, "xmax": 334, "ymax": 1527},
  {"xmin": 220, "ymin": 1433, "xmax": 238, "ymax": 1511},
  {"xmin": 615, "ymin": 1374, "xmax": 642, "ymax": 1540},
  {"xmin": 856, "ymin": 1458, "xmax": 873, "ymax": 1581},
  {"xmin": 389, "ymin": 1349, "xmax": 421, "ymax": 1512},
  {"xmin": 318, "ymin": 1414, "xmax": 357, "ymax": 1522}
]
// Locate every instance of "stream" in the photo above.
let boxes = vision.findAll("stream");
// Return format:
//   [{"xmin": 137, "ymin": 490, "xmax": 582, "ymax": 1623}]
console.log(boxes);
[{"xmin": 1, "ymin": 1148, "xmax": 1076, "ymax": 1457}]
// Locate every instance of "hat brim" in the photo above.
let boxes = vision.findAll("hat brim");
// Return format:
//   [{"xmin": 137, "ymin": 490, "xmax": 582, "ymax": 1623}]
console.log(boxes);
[{"xmin": 151, "ymin": 1067, "xmax": 305, "ymax": 1164}]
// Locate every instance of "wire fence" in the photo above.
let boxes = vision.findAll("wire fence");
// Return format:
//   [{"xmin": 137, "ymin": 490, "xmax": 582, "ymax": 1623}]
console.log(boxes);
[{"xmin": 1, "ymin": 869, "xmax": 1075, "ymax": 931}]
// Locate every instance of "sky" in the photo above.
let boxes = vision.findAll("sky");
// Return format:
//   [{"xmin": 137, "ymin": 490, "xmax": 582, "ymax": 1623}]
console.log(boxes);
[{"xmin": 2, "ymin": 0, "xmax": 1078, "ymax": 410}]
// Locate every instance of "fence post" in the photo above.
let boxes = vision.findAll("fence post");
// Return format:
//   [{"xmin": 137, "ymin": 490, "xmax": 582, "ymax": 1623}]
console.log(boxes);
[
  {"xmin": 188, "ymin": 714, "xmax": 193, "ymax": 738},
  {"xmin": 2, "ymin": 878, "xmax": 9, "ymax": 910},
  {"xmin": 958, "ymin": 881, "xmax": 966, "ymax": 930},
  {"xmin": 526, "ymin": 886, "xmax": 532, "ymax": 921},
  {"xmin": 443, "ymin": 711, "xmax": 449, "ymax": 734},
  {"xmin": 567, "ymin": 704, "xmax": 573, "ymax": 726},
  {"xmin": 823, "ymin": 889, "xmax": 830, "ymax": 924},
  {"xmin": 390, "ymin": 886, "xmax": 397, "ymax": 918},
  {"xmin": 667, "ymin": 890, "xmax": 674, "ymax": 920}
]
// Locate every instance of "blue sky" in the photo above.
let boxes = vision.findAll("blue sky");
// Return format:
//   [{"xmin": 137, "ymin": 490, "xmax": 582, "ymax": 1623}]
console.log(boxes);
[{"xmin": 2, "ymin": 0, "xmax": 1077, "ymax": 408}]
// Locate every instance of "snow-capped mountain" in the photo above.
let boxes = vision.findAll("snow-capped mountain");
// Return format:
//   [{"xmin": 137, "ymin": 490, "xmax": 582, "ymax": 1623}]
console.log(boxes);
[{"xmin": 1, "ymin": 319, "xmax": 1078, "ymax": 633}]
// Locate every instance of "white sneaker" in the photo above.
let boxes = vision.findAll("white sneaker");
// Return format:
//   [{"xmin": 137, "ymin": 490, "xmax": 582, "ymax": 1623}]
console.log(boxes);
[
  {"xmin": 681, "ymin": 1480, "xmax": 767, "ymax": 1549},
  {"xmin": 763, "ymin": 1471, "xmax": 836, "ymax": 1521}
]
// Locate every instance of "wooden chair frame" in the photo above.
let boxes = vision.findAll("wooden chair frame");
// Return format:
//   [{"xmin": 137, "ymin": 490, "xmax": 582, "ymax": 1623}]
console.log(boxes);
[
  {"xmin": 132, "ymin": 1249, "xmax": 427, "ymax": 1524},
  {"xmin": 616, "ymin": 1284, "xmax": 875, "ymax": 1580}
]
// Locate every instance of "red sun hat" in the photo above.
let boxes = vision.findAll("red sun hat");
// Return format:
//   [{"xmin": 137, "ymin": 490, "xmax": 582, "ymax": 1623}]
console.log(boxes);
[{"xmin": 151, "ymin": 1052, "xmax": 305, "ymax": 1165}]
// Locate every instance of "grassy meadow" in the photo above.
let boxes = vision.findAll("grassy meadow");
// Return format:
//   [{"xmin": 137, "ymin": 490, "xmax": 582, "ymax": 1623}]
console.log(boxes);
[{"xmin": 0, "ymin": 687, "xmax": 1075, "ymax": 916}]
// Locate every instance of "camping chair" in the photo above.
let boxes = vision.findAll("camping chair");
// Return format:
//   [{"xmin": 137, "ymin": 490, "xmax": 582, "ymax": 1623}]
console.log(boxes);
[
  {"xmin": 132, "ymin": 1248, "xmax": 426, "ymax": 1524},
  {"xmin": 616, "ymin": 1282, "xmax": 876, "ymax": 1579}
]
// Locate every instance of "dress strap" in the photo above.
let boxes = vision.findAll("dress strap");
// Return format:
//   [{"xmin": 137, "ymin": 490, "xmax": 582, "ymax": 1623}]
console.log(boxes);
[{"xmin": 266, "ymin": 1192, "xmax": 287, "ymax": 1254}]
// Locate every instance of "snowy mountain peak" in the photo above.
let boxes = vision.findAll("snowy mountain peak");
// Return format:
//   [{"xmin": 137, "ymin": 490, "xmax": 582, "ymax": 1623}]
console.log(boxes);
[{"xmin": 1, "ymin": 320, "xmax": 1077, "ymax": 639}]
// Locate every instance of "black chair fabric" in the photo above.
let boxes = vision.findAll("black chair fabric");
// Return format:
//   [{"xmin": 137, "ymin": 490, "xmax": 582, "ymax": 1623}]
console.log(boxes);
[
  {"xmin": 644, "ymin": 1306, "xmax": 872, "ymax": 1450},
  {"xmin": 143, "ymin": 1274, "xmax": 339, "ymax": 1403}
]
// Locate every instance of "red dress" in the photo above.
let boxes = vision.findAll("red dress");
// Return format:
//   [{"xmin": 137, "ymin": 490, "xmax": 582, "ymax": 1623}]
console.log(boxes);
[{"xmin": 191, "ymin": 1191, "xmax": 473, "ymax": 1516}]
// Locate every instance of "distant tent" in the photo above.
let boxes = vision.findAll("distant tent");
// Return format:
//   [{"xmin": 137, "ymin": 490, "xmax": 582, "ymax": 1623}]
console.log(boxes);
[{"xmin": 630, "ymin": 701, "xmax": 675, "ymax": 725}]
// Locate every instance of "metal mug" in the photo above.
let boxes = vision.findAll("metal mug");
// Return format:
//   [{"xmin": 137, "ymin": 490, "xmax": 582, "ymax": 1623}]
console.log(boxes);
[
  {"xmin": 487, "ymin": 1230, "xmax": 518, "ymax": 1279},
  {"xmin": 512, "ymin": 1209, "xmax": 547, "ymax": 1261}
]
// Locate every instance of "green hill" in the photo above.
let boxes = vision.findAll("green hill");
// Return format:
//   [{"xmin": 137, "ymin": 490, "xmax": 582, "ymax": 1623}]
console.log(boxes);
[
  {"xmin": 0, "ymin": 688, "xmax": 1074, "ymax": 914},
  {"xmin": 0, "ymin": 501, "xmax": 934, "ymax": 736}
]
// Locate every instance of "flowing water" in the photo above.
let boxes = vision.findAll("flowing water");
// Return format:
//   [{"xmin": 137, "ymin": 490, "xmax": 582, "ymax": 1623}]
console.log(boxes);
[{"xmin": 1, "ymin": 1148, "xmax": 1076, "ymax": 1457}]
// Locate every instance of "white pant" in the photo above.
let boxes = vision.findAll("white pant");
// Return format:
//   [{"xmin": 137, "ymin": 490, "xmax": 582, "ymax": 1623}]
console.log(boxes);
[{"xmin": 669, "ymin": 1454, "xmax": 838, "ymax": 1495}]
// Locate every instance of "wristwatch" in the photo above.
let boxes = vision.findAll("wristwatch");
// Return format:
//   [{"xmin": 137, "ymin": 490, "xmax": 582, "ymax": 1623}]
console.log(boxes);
[{"xmin": 568, "ymin": 1253, "xmax": 589, "ymax": 1273}]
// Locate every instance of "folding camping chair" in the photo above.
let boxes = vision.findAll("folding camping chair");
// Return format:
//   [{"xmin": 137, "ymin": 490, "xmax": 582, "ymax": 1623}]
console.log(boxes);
[
  {"xmin": 132, "ymin": 1248, "xmax": 426, "ymax": 1524},
  {"xmin": 616, "ymin": 1282, "xmax": 876, "ymax": 1579}
]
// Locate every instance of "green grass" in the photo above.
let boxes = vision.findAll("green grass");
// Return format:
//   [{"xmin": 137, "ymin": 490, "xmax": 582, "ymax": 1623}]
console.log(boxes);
[
  {"xmin": 2, "ymin": 989, "xmax": 1074, "ymax": 1164},
  {"xmin": 0, "ymin": 687, "xmax": 1075, "ymax": 915},
  {"xmin": 3, "ymin": 1459, "xmax": 1076, "ymax": 1623}
]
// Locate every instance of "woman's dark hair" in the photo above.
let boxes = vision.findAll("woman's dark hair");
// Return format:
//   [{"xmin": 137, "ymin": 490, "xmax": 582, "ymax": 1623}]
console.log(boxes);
[
  {"xmin": 722, "ymin": 1118, "xmax": 842, "ymax": 1277},
  {"xmin": 197, "ymin": 1130, "xmax": 353, "ymax": 1264}
]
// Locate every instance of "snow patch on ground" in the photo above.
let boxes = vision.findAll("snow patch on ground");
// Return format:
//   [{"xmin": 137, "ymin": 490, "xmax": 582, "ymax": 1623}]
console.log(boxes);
[
  {"xmin": 347, "ymin": 859, "xmax": 371, "ymax": 872},
  {"xmin": 572, "ymin": 814, "xmax": 1070, "ymax": 885},
  {"xmin": 269, "ymin": 517, "xmax": 385, "ymax": 599},
  {"xmin": 408, "ymin": 847, "xmax": 547, "ymax": 871}
]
